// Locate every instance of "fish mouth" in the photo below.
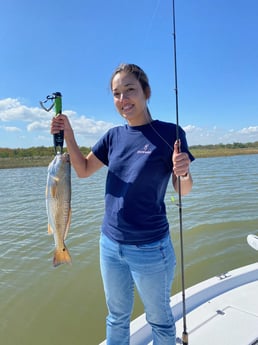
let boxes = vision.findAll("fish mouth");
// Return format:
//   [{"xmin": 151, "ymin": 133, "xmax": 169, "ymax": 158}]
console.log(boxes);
[{"xmin": 62, "ymin": 152, "xmax": 70, "ymax": 163}]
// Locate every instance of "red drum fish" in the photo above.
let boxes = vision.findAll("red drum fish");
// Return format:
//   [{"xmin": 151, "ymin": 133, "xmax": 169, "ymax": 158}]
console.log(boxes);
[{"xmin": 46, "ymin": 152, "xmax": 72, "ymax": 267}]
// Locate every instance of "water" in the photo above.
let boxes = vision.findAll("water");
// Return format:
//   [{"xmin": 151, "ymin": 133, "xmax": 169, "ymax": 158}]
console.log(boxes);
[{"xmin": 0, "ymin": 155, "xmax": 257, "ymax": 345}]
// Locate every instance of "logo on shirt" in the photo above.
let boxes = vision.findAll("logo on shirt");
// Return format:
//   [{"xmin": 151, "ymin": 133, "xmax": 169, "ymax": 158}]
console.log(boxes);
[{"xmin": 137, "ymin": 144, "xmax": 152, "ymax": 154}]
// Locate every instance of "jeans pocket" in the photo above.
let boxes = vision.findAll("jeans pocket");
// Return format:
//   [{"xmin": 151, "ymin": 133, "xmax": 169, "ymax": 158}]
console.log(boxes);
[
  {"xmin": 136, "ymin": 235, "xmax": 170, "ymax": 251},
  {"xmin": 136, "ymin": 239, "xmax": 162, "ymax": 250}
]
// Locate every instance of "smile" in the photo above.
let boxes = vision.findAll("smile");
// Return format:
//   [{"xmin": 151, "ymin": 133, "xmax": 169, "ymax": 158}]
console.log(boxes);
[{"xmin": 122, "ymin": 104, "xmax": 134, "ymax": 111}]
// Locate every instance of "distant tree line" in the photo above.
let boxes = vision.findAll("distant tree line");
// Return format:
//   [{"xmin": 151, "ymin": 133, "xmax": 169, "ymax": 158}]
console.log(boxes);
[
  {"xmin": 190, "ymin": 141, "xmax": 258, "ymax": 150},
  {"xmin": 0, "ymin": 146, "xmax": 91, "ymax": 158},
  {"xmin": 0, "ymin": 142, "xmax": 258, "ymax": 159}
]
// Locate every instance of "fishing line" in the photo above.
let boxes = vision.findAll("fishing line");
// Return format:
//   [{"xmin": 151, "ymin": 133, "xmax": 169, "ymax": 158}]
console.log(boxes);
[
  {"xmin": 142, "ymin": 0, "xmax": 162, "ymax": 45},
  {"xmin": 139, "ymin": 0, "xmax": 179, "ymax": 152},
  {"xmin": 172, "ymin": 1, "xmax": 188, "ymax": 344}
]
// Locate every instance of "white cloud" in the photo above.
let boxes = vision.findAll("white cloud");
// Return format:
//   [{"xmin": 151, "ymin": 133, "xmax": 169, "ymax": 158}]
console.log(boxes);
[
  {"xmin": 72, "ymin": 115, "xmax": 114, "ymax": 135},
  {"xmin": 0, "ymin": 97, "xmax": 51, "ymax": 122},
  {"xmin": 0, "ymin": 125, "xmax": 21, "ymax": 132},
  {"xmin": 0, "ymin": 98, "xmax": 114, "ymax": 138},
  {"xmin": 1, "ymin": 98, "xmax": 257, "ymax": 148},
  {"xmin": 238, "ymin": 126, "xmax": 258, "ymax": 134},
  {"xmin": 183, "ymin": 124, "xmax": 258, "ymax": 146},
  {"xmin": 27, "ymin": 121, "xmax": 49, "ymax": 132},
  {"xmin": 183, "ymin": 124, "xmax": 198, "ymax": 133}
]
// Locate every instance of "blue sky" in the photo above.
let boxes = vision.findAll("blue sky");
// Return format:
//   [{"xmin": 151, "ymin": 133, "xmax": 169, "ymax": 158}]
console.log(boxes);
[{"xmin": 0, "ymin": 0, "xmax": 257, "ymax": 149}]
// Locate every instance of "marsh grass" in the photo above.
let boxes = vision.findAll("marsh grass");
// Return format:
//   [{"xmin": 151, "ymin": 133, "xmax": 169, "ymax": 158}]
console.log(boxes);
[{"xmin": 1, "ymin": 146, "xmax": 258, "ymax": 169}]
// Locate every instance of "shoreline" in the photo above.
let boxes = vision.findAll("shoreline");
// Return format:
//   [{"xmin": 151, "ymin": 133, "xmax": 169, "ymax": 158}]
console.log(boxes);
[{"xmin": 1, "ymin": 149, "xmax": 258, "ymax": 169}]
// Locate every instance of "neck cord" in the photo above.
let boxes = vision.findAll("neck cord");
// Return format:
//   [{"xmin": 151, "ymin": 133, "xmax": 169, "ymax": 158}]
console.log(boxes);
[{"xmin": 172, "ymin": 1, "xmax": 188, "ymax": 344}]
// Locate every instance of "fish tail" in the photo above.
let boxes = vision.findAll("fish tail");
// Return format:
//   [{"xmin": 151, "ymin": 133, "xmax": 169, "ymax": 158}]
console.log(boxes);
[{"xmin": 53, "ymin": 245, "xmax": 72, "ymax": 267}]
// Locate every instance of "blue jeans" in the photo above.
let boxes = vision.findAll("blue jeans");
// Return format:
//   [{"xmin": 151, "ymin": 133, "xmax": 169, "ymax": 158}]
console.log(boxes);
[{"xmin": 99, "ymin": 232, "xmax": 176, "ymax": 345}]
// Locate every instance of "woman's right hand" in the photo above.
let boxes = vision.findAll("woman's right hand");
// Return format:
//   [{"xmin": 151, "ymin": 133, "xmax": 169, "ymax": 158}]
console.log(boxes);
[
  {"xmin": 50, "ymin": 114, "xmax": 73, "ymax": 137},
  {"xmin": 50, "ymin": 114, "xmax": 104, "ymax": 178}
]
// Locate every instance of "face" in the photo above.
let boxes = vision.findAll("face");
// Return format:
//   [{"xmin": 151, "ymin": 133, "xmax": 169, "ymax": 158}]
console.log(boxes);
[{"xmin": 111, "ymin": 71, "xmax": 150, "ymax": 126}]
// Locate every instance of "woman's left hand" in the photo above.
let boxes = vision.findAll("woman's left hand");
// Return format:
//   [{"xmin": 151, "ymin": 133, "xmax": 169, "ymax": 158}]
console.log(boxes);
[{"xmin": 172, "ymin": 140, "xmax": 190, "ymax": 177}]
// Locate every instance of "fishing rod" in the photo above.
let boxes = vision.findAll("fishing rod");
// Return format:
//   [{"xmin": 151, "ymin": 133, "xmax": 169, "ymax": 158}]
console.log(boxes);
[
  {"xmin": 40, "ymin": 92, "xmax": 64, "ymax": 154},
  {"xmin": 172, "ymin": 1, "xmax": 188, "ymax": 344}
]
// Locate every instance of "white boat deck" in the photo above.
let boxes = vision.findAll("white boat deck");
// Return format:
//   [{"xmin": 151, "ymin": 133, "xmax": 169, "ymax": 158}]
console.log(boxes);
[
  {"xmin": 127, "ymin": 262, "xmax": 258, "ymax": 345},
  {"xmin": 175, "ymin": 279, "xmax": 258, "ymax": 344},
  {"xmin": 100, "ymin": 263, "xmax": 258, "ymax": 344}
]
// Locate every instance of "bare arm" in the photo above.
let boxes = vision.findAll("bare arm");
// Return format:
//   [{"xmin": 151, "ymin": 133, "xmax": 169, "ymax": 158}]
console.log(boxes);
[
  {"xmin": 172, "ymin": 172, "xmax": 193, "ymax": 196},
  {"xmin": 51, "ymin": 114, "xmax": 104, "ymax": 178}
]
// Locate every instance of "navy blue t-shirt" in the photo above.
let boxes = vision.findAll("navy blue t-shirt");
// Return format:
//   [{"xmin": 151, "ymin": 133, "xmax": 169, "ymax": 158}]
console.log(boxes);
[{"xmin": 92, "ymin": 120, "xmax": 194, "ymax": 244}]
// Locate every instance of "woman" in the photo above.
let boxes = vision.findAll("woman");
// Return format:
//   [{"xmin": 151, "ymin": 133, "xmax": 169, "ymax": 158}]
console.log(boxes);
[{"xmin": 51, "ymin": 63, "xmax": 194, "ymax": 345}]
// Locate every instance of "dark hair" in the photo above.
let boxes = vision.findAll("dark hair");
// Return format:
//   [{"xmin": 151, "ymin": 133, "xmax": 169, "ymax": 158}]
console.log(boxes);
[{"xmin": 110, "ymin": 63, "xmax": 151, "ymax": 99}]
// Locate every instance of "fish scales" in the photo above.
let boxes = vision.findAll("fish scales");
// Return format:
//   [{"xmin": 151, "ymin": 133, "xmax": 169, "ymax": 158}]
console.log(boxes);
[{"xmin": 46, "ymin": 152, "xmax": 72, "ymax": 267}]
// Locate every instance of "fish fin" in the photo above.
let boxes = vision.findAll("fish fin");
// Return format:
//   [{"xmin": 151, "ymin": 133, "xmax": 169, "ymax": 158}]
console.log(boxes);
[
  {"xmin": 51, "ymin": 184, "xmax": 58, "ymax": 198},
  {"xmin": 53, "ymin": 245, "xmax": 72, "ymax": 267},
  {"xmin": 48, "ymin": 224, "xmax": 54, "ymax": 235},
  {"xmin": 64, "ymin": 208, "xmax": 72, "ymax": 240}
]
